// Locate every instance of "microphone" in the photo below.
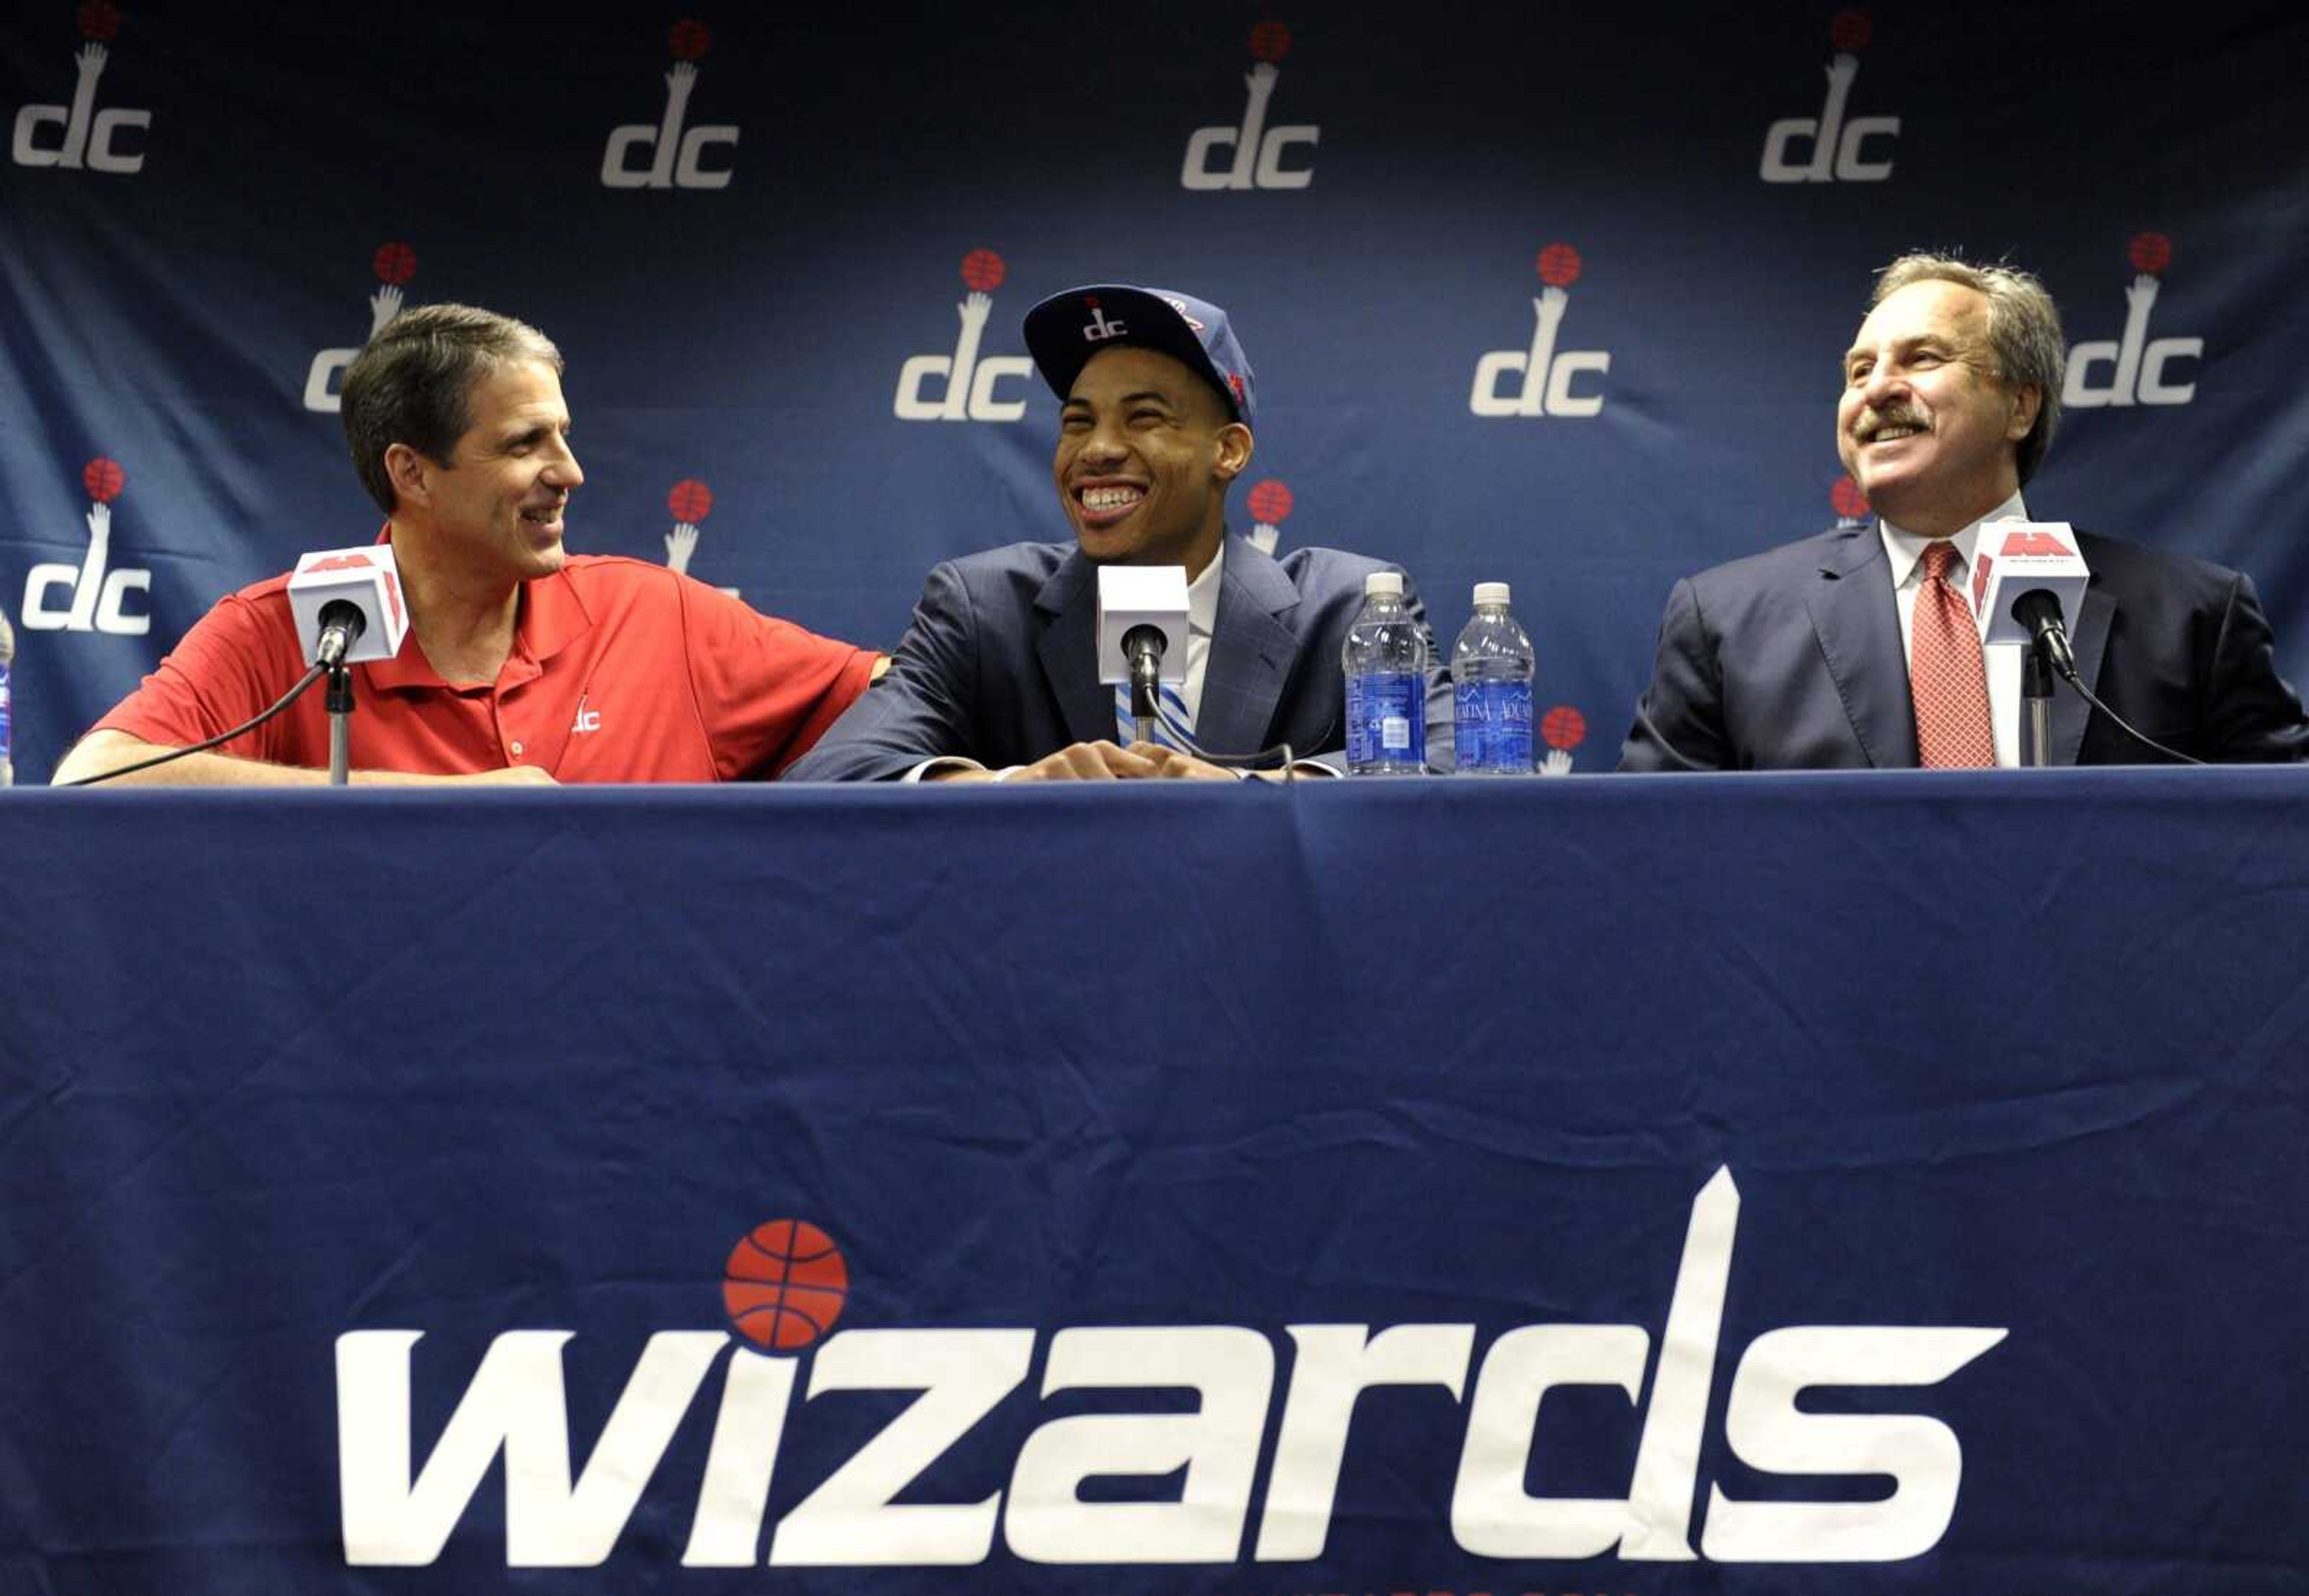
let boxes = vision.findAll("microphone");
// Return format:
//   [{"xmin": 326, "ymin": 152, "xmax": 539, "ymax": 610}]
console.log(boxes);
[
  {"xmin": 287, "ymin": 545, "xmax": 411, "ymax": 668},
  {"xmin": 1969, "ymin": 519, "xmax": 2088, "ymax": 668},
  {"xmin": 1095, "ymin": 565, "xmax": 1190, "ymax": 737},
  {"xmin": 2008, "ymin": 588, "xmax": 2078, "ymax": 681},
  {"xmin": 313, "ymin": 600, "xmax": 367, "ymax": 669}
]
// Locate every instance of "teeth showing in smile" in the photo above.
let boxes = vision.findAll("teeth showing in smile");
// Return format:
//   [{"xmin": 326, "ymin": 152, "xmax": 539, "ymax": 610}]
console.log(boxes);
[
  {"xmin": 522, "ymin": 506, "xmax": 561, "ymax": 523},
  {"xmin": 1871, "ymin": 424, "xmax": 1924, "ymax": 442},
  {"xmin": 1081, "ymin": 485, "xmax": 1144, "ymax": 513}
]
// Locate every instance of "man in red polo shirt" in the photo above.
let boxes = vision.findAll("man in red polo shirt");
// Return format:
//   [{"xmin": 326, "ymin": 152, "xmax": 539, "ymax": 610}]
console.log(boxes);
[{"xmin": 52, "ymin": 304, "xmax": 875, "ymax": 785}]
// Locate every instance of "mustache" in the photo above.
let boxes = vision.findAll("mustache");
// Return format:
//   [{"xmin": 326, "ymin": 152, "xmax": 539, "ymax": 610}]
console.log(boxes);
[{"xmin": 1858, "ymin": 406, "xmax": 1930, "ymax": 440}]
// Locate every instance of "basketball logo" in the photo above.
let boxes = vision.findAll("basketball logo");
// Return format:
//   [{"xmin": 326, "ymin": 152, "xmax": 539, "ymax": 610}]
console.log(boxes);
[{"xmin": 723, "ymin": 1221, "xmax": 848, "ymax": 1352}]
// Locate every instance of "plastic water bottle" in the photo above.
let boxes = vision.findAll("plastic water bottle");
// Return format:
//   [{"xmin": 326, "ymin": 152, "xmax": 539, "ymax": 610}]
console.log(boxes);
[
  {"xmin": 1342, "ymin": 571, "xmax": 1427, "ymax": 775},
  {"xmin": 0, "ymin": 595, "xmax": 13, "ymax": 787},
  {"xmin": 1452, "ymin": 582, "xmax": 1535, "ymax": 775}
]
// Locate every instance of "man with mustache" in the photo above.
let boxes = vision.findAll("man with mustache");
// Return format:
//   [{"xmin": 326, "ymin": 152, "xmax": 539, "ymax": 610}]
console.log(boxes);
[
  {"xmin": 785, "ymin": 284, "xmax": 1446, "ymax": 782},
  {"xmin": 1619, "ymin": 253, "xmax": 2308, "ymax": 770},
  {"xmin": 54, "ymin": 304, "xmax": 877, "ymax": 785}
]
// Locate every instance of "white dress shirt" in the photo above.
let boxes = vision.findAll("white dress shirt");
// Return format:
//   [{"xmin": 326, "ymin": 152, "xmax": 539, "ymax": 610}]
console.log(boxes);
[{"xmin": 1879, "ymin": 491, "xmax": 2026, "ymax": 769}]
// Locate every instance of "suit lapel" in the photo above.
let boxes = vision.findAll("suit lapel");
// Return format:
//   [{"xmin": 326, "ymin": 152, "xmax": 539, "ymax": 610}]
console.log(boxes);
[
  {"xmin": 1197, "ymin": 538, "xmax": 1302, "ymax": 755},
  {"xmin": 1035, "ymin": 554, "xmax": 1119, "ymax": 746},
  {"xmin": 2052, "ymin": 572, "xmax": 2113, "ymax": 766},
  {"xmin": 1805, "ymin": 528, "xmax": 1918, "ymax": 768}
]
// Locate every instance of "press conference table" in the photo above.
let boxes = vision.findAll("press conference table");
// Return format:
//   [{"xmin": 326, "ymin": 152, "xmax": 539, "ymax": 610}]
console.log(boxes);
[{"xmin": 2, "ymin": 770, "xmax": 2305, "ymax": 1596}]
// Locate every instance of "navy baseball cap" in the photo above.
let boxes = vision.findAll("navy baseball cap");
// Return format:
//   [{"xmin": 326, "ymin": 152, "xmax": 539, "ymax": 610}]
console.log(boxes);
[{"xmin": 1022, "ymin": 284, "xmax": 1257, "ymax": 426}]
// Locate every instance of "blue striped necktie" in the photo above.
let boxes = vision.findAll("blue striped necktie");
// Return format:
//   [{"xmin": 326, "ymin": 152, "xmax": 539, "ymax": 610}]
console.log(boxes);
[{"xmin": 1115, "ymin": 683, "xmax": 1197, "ymax": 750}]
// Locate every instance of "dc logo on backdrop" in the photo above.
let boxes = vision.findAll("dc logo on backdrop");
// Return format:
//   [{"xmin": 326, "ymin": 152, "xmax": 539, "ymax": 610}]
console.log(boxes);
[
  {"xmin": 1469, "ymin": 244, "xmax": 1610, "ymax": 419},
  {"xmin": 893, "ymin": 251, "xmax": 1032, "ymax": 422},
  {"xmin": 1180, "ymin": 20, "xmax": 1317, "ymax": 191},
  {"xmin": 1759, "ymin": 9, "xmax": 1898, "ymax": 183},
  {"xmin": 10, "ymin": 2, "xmax": 152, "ymax": 174},
  {"xmin": 1831, "ymin": 474, "xmax": 1871, "ymax": 529},
  {"xmin": 662, "ymin": 477, "xmax": 740, "ymax": 598},
  {"xmin": 336, "ymin": 1175, "xmax": 2006, "ymax": 1570},
  {"xmin": 2063, "ymin": 233, "xmax": 2201, "ymax": 408},
  {"xmin": 601, "ymin": 18, "xmax": 738, "ymax": 190},
  {"xmin": 1539, "ymin": 704, "xmax": 1586, "ymax": 776},
  {"xmin": 1245, "ymin": 479, "xmax": 1293, "ymax": 554},
  {"xmin": 302, "ymin": 243, "xmax": 416, "ymax": 414},
  {"xmin": 22, "ymin": 456, "xmax": 151, "ymax": 636}
]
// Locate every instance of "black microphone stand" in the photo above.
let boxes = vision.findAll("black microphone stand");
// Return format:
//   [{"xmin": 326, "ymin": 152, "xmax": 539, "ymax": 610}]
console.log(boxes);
[
  {"xmin": 325, "ymin": 661, "xmax": 355, "ymax": 787},
  {"xmin": 2020, "ymin": 639, "xmax": 2054, "ymax": 768}
]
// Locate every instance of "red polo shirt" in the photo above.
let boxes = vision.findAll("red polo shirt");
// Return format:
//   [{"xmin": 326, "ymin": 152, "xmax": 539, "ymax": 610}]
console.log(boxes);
[{"xmin": 97, "ymin": 555, "xmax": 875, "ymax": 781}]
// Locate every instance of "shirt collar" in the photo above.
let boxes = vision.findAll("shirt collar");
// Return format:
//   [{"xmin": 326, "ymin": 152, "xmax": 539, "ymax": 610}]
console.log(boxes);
[
  {"xmin": 360, "ymin": 522, "xmax": 596, "ymax": 692},
  {"xmin": 1186, "ymin": 537, "xmax": 1224, "ymax": 639},
  {"xmin": 1879, "ymin": 490, "xmax": 2028, "ymax": 589}
]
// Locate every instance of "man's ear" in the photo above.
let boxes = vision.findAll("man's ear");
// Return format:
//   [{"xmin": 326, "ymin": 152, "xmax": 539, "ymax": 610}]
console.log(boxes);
[
  {"xmin": 2005, "ymin": 382, "xmax": 2042, "ymax": 442},
  {"xmin": 1213, "ymin": 422, "xmax": 1254, "ymax": 482},
  {"xmin": 384, "ymin": 443, "xmax": 431, "ymax": 509}
]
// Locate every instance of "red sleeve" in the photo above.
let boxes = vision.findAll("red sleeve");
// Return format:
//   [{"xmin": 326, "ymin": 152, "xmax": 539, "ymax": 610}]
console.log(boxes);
[
  {"xmin": 679, "ymin": 582, "xmax": 877, "ymax": 779},
  {"xmin": 93, "ymin": 591, "xmax": 309, "ymax": 760}
]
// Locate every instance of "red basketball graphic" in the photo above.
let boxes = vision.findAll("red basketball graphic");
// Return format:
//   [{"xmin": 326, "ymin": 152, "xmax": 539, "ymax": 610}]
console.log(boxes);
[
  {"xmin": 960, "ymin": 249, "xmax": 1007, "ymax": 292},
  {"xmin": 1829, "ymin": 8, "xmax": 1872, "ymax": 51},
  {"xmin": 724, "ymin": 1221, "xmax": 848, "ymax": 1351},
  {"xmin": 2128, "ymin": 231, "xmax": 2173, "ymax": 276},
  {"xmin": 1830, "ymin": 474, "xmax": 1871, "ymax": 520},
  {"xmin": 1541, "ymin": 705, "xmax": 1588, "ymax": 751},
  {"xmin": 77, "ymin": 1, "xmax": 120, "ymax": 41},
  {"xmin": 1246, "ymin": 479, "xmax": 1294, "ymax": 525},
  {"xmin": 669, "ymin": 18, "xmax": 712, "ymax": 61},
  {"xmin": 82, "ymin": 456, "xmax": 125, "ymax": 503},
  {"xmin": 1536, "ymin": 243, "xmax": 1583, "ymax": 288},
  {"xmin": 667, "ymin": 478, "xmax": 715, "ymax": 523},
  {"xmin": 372, "ymin": 242, "xmax": 418, "ymax": 286},
  {"xmin": 1248, "ymin": 19, "xmax": 1292, "ymax": 61}
]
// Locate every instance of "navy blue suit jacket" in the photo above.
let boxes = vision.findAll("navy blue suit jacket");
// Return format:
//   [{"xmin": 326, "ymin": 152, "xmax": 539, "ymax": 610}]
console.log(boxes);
[
  {"xmin": 784, "ymin": 535, "xmax": 1449, "ymax": 781},
  {"xmin": 1619, "ymin": 525, "xmax": 2309, "ymax": 770}
]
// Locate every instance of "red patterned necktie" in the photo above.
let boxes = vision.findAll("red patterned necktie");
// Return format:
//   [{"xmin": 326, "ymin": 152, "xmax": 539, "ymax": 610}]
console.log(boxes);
[{"xmin": 1911, "ymin": 541, "xmax": 1995, "ymax": 768}]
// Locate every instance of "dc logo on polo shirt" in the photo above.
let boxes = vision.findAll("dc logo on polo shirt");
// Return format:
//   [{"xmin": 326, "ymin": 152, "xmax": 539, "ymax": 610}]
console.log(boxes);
[
  {"xmin": 661, "ymin": 477, "xmax": 741, "ymax": 598},
  {"xmin": 601, "ymin": 18, "xmax": 738, "ymax": 190},
  {"xmin": 1180, "ymin": 20, "xmax": 1317, "ymax": 191},
  {"xmin": 893, "ymin": 251, "xmax": 1033, "ymax": 423},
  {"xmin": 10, "ymin": 2, "xmax": 152, "ymax": 174},
  {"xmin": 21, "ymin": 456, "xmax": 152, "ymax": 636},
  {"xmin": 1759, "ymin": 9, "xmax": 1898, "ymax": 183},
  {"xmin": 2063, "ymin": 233, "xmax": 2202, "ymax": 409},
  {"xmin": 302, "ymin": 243, "xmax": 417, "ymax": 414},
  {"xmin": 1469, "ymin": 244, "xmax": 1611, "ymax": 419}
]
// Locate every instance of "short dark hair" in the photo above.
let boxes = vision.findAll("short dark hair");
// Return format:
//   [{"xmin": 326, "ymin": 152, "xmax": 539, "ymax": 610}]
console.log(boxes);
[
  {"xmin": 1871, "ymin": 253, "xmax": 2066, "ymax": 486},
  {"xmin": 340, "ymin": 304, "xmax": 562, "ymax": 514}
]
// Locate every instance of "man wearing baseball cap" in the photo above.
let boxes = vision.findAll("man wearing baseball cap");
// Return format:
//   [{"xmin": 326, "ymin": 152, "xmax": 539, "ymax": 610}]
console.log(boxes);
[{"xmin": 785, "ymin": 284, "xmax": 1444, "ymax": 781}]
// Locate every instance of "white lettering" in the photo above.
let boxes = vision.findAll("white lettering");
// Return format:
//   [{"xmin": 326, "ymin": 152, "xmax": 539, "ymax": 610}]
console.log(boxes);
[
  {"xmin": 1761, "ymin": 55, "xmax": 1893, "ymax": 183},
  {"xmin": 1180, "ymin": 63, "xmax": 1318, "ymax": 191},
  {"xmin": 1700, "ymin": 1324, "xmax": 2008, "ymax": 1562},
  {"xmin": 304, "ymin": 348, "xmax": 357, "ymax": 414},
  {"xmin": 769, "ymin": 1328, "xmax": 1032, "ymax": 1566},
  {"xmin": 1450, "ymin": 1322, "xmax": 1650, "ymax": 1558},
  {"xmin": 1617, "ymin": 1165, "xmax": 1738, "ymax": 1560},
  {"xmin": 681, "ymin": 1347, "xmax": 798, "ymax": 1566},
  {"xmin": 336, "ymin": 1328, "xmax": 724, "ymax": 1567},
  {"xmin": 1254, "ymin": 1323, "xmax": 1473, "ymax": 1560},
  {"xmin": 1007, "ymin": 1327, "xmax": 1273, "ymax": 1563}
]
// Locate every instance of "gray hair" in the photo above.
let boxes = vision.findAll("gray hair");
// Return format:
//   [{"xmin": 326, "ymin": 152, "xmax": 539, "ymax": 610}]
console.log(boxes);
[
  {"xmin": 340, "ymin": 303, "xmax": 563, "ymax": 514},
  {"xmin": 1871, "ymin": 253, "xmax": 2065, "ymax": 486}
]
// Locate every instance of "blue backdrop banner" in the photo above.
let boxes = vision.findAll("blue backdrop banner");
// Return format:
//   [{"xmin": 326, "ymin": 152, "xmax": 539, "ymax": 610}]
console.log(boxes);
[{"xmin": 4, "ymin": 2, "xmax": 2308, "ymax": 781}]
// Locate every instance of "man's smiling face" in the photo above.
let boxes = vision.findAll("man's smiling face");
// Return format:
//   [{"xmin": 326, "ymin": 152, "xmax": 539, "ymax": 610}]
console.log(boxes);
[
  {"xmin": 1838, "ymin": 278, "xmax": 2038, "ymax": 538},
  {"xmin": 1053, "ymin": 345, "xmax": 1250, "ymax": 577}
]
